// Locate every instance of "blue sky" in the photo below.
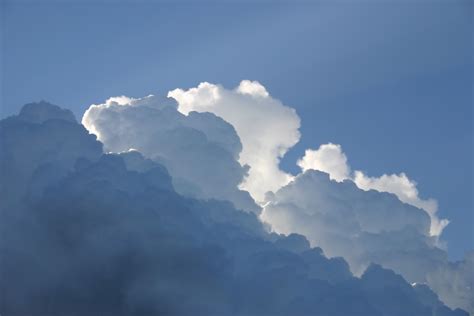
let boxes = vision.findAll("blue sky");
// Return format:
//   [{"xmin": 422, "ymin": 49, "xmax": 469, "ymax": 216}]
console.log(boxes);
[{"xmin": 1, "ymin": 0, "xmax": 472, "ymax": 260}]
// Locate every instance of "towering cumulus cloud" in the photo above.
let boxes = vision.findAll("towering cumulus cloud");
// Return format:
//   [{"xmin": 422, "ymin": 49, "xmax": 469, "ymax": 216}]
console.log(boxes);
[
  {"xmin": 168, "ymin": 81, "xmax": 300, "ymax": 202},
  {"xmin": 169, "ymin": 81, "xmax": 470, "ymax": 313},
  {"xmin": 1, "ymin": 89, "xmax": 472, "ymax": 315}
]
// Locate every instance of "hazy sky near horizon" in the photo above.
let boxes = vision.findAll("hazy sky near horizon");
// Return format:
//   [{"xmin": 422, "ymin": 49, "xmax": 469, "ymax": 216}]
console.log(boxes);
[{"xmin": 1, "ymin": 0, "xmax": 472, "ymax": 259}]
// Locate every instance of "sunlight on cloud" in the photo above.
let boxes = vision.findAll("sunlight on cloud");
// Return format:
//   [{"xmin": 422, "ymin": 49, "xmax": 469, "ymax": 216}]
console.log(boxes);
[
  {"xmin": 353, "ymin": 171, "xmax": 449, "ymax": 237},
  {"xmin": 76, "ymin": 81, "xmax": 471, "ymax": 314},
  {"xmin": 169, "ymin": 80, "xmax": 300, "ymax": 203},
  {"xmin": 297, "ymin": 143, "xmax": 449, "ymax": 237},
  {"xmin": 297, "ymin": 143, "xmax": 350, "ymax": 182}
]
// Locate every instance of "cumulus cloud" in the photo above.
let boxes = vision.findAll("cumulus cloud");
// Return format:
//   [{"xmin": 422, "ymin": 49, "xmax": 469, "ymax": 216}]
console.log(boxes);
[
  {"xmin": 0, "ymin": 101, "xmax": 102, "ymax": 212},
  {"xmin": 261, "ymin": 170, "xmax": 432, "ymax": 271},
  {"xmin": 297, "ymin": 143, "xmax": 350, "ymax": 182},
  {"xmin": 82, "ymin": 94, "xmax": 258, "ymax": 213},
  {"xmin": 168, "ymin": 80, "xmax": 300, "ymax": 202},
  {"xmin": 353, "ymin": 171, "xmax": 448, "ymax": 237},
  {"xmin": 297, "ymin": 143, "xmax": 448, "ymax": 237},
  {"xmin": 261, "ymin": 170, "xmax": 473, "ymax": 314},
  {"xmin": 2, "ymin": 102, "xmax": 468, "ymax": 316},
  {"xmin": 3, "ymin": 84, "xmax": 472, "ymax": 316},
  {"xmin": 426, "ymin": 252, "xmax": 474, "ymax": 314},
  {"xmin": 80, "ymin": 82, "xmax": 469, "ymax": 314}
]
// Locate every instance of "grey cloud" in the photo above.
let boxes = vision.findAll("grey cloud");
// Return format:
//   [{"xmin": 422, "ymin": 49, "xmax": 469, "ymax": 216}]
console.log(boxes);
[{"xmin": 0, "ymin": 101, "xmax": 102, "ymax": 211}]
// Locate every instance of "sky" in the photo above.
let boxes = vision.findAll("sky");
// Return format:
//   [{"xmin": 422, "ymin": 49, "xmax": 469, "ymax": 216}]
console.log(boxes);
[
  {"xmin": 1, "ymin": 2, "xmax": 474, "ymax": 314},
  {"xmin": 1, "ymin": 0, "xmax": 472, "ymax": 264}
]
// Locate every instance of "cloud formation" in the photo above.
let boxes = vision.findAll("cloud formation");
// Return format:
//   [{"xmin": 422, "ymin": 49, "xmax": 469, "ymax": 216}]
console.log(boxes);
[
  {"xmin": 80, "ymin": 81, "xmax": 469, "ymax": 313},
  {"xmin": 261, "ymin": 170, "xmax": 472, "ymax": 313},
  {"xmin": 82, "ymin": 94, "xmax": 259, "ymax": 213},
  {"xmin": 0, "ymin": 101, "xmax": 102, "ymax": 212},
  {"xmin": 1, "ymin": 102, "xmax": 468, "ymax": 315},
  {"xmin": 353, "ymin": 171, "xmax": 448, "ymax": 237},
  {"xmin": 297, "ymin": 143, "xmax": 448, "ymax": 237},
  {"xmin": 297, "ymin": 143, "xmax": 350, "ymax": 182},
  {"xmin": 168, "ymin": 80, "xmax": 300, "ymax": 202},
  {"xmin": 3, "ymin": 76, "xmax": 472, "ymax": 316}
]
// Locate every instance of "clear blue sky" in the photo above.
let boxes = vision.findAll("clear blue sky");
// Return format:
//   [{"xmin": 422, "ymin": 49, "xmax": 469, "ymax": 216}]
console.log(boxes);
[{"xmin": 1, "ymin": 0, "xmax": 472, "ymax": 260}]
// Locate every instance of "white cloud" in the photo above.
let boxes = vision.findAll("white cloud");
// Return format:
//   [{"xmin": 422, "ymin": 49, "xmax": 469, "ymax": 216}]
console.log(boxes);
[
  {"xmin": 82, "ymin": 94, "xmax": 259, "ymax": 213},
  {"xmin": 236, "ymin": 79, "xmax": 270, "ymax": 97},
  {"xmin": 297, "ymin": 143, "xmax": 448, "ymax": 237},
  {"xmin": 353, "ymin": 171, "xmax": 449, "ymax": 237},
  {"xmin": 297, "ymin": 143, "xmax": 350, "ymax": 182},
  {"xmin": 260, "ymin": 170, "xmax": 473, "ymax": 314},
  {"xmin": 78, "ymin": 80, "xmax": 465, "ymax": 313},
  {"xmin": 168, "ymin": 80, "xmax": 300, "ymax": 202}
]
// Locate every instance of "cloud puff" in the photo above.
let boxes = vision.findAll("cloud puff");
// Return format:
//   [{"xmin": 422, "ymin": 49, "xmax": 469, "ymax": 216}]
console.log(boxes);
[
  {"xmin": 168, "ymin": 80, "xmax": 300, "ymax": 202},
  {"xmin": 297, "ymin": 143, "xmax": 350, "ymax": 182},
  {"xmin": 297, "ymin": 143, "xmax": 448, "ymax": 237},
  {"xmin": 261, "ymin": 170, "xmax": 473, "ymax": 314},
  {"xmin": 82, "ymin": 94, "xmax": 259, "ymax": 213},
  {"xmin": 1, "ymin": 102, "xmax": 468, "ymax": 316}
]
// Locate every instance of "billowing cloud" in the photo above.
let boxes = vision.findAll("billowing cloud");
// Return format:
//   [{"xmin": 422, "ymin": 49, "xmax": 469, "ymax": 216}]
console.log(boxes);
[
  {"xmin": 261, "ymin": 170, "xmax": 432, "ymax": 273},
  {"xmin": 353, "ymin": 171, "xmax": 448, "ymax": 237},
  {"xmin": 80, "ymin": 80, "xmax": 468, "ymax": 313},
  {"xmin": 168, "ymin": 80, "xmax": 300, "ymax": 202},
  {"xmin": 82, "ymin": 94, "xmax": 259, "ymax": 213},
  {"xmin": 261, "ymin": 170, "xmax": 472, "ymax": 313},
  {"xmin": 0, "ymin": 101, "xmax": 102, "ymax": 212},
  {"xmin": 297, "ymin": 143, "xmax": 448, "ymax": 237},
  {"xmin": 0, "ymin": 102, "xmax": 468, "ymax": 316},
  {"xmin": 80, "ymin": 82, "xmax": 469, "ymax": 314},
  {"xmin": 297, "ymin": 143, "xmax": 350, "ymax": 182}
]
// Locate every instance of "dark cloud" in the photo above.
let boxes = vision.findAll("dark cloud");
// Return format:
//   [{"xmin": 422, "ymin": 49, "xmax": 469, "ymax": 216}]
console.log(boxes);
[{"xmin": 0, "ymin": 101, "xmax": 102, "ymax": 214}]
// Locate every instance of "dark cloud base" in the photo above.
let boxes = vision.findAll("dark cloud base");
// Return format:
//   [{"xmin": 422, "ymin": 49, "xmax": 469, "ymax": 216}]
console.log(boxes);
[{"xmin": 0, "ymin": 102, "xmax": 469, "ymax": 316}]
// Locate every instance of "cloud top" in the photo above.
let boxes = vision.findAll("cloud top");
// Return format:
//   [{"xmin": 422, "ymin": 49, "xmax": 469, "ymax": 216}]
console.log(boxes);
[
  {"xmin": 297, "ymin": 143, "xmax": 448, "ymax": 237},
  {"xmin": 169, "ymin": 80, "xmax": 300, "ymax": 202},
  {"xmin": 82, "ymin": 94, "xmax": 258, "ymax": 213},
  {"xmin": 297, "ymin": 143, "xmax": 350, "ymax": 182}
]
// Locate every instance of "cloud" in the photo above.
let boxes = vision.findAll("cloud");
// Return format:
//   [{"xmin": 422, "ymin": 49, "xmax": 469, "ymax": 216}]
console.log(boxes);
[
  {"xmin": 0, "ymin": 101, "xmax": 102, "ymax": 212},
  {"xmin": 261, "ymin": 170, "xmax": 473, "ymax": 314},
  {"xmin": 353, "ymin": 171, "xmax": 449, "ymax": 237},
  {"xmin": 82, "ymin": 94, "xmax": 259, "ymax": 213},
  {"xmin": 261, "ymin": 170, "xmax": 432, "ymax": 271},
  {"xmin": 426, "ymin": 251, "xmax": 474, "ymax": 315},
  {"xmin": 297, "ymin": 143, "xmax": 448, "ymax": 237},
  {"xmin": 168, "ymin": 80, "xmax": 300, "ymax": 202},
  {"xmin": 1, "ymin": 102, "xmax": 468, "ymax": 316},
  {"xmin": 297, "ymin": 143, "xmax": 350, "ymax": 182},
  {"xmin": 81, "ymin": 82, "xmax": 468, "ymax": 314}
]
